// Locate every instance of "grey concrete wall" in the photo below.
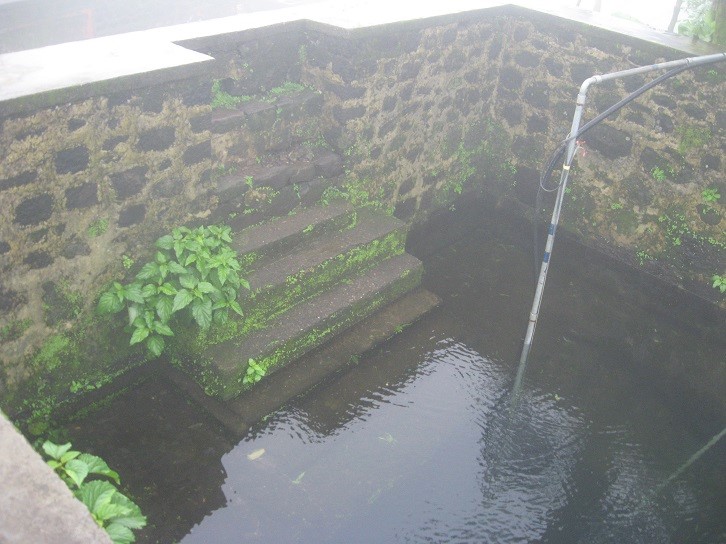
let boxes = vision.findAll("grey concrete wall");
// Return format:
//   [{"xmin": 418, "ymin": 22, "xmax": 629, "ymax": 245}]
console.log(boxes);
[{"xmin": 0, "ymin": 411, "xmax": 111, "ymax": 543}]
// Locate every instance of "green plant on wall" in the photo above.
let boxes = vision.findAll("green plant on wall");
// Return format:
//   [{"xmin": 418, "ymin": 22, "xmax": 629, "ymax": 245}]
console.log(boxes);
[
  {"xmin": 242, "ymin": 358, "xmax": 266, "ymax": 385},
  {"xmin": 210, "ymin": 80, "xmax": 251, "ymax": 110},
  {"xmin": 636, "ymin": 250, "xmax": 654, "ymax": 265},
  {"xmin": 701, "ymin": 187, "xmax": 721, "ymax": 203},
  {"xmin": 42, "ymin": 441, "xmax": 146, "ymax": 544},
  {"xmin": 712, "ymin": 274, "xmax": 726, "ymax": 294},
  {"xmin": 98, "ymin": 225, "xmax": 249, "ymax": 357},
  {"xmin": 87, "ymin": 219, "xmax": 109, "ymax": 238},
  {"xmin": 320, "ymin": 178, "xmax": 394, "ymax": 214},
  {"xmin": 268, "ymin": 81, "xmax": 306, "ymax": 95},
  {"xmin": 651, "ymin": 166, "xmax": 668, "ymax": 181},
  {"xmin": 0, "ymin": 318, "xmax": 32, "ymax": 343},
  {"xmin": 677, "ymin": 125, "xmax": 712, "ymax": 154}
]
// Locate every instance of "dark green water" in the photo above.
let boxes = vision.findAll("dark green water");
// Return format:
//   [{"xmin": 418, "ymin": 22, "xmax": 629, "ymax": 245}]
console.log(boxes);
[{"xmin": 68, "ymin": 204, "xmax": 726, "ymax": 543}]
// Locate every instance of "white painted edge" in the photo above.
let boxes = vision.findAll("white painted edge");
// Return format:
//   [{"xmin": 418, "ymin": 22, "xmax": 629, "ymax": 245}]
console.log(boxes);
[{"xmin": 0, "ymin": 0, "xmax": 712, "ymax": 103}]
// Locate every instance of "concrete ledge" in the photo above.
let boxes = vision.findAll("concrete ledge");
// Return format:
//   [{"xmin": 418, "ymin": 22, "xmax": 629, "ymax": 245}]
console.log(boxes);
[
  {"xmin": 1, "ymin": 0, "xmax": 720, "ymax": 116},
  {"xmin": 0, "ymin": 411, "xmax": 110, "ymax": 544}
]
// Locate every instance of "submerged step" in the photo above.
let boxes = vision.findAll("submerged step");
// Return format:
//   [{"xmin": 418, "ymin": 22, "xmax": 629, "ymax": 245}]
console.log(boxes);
[
  {"xmin": 165, "ymin": 288, "xmax": 441, "ymax": 436},
  {"xmin": 180, "ymin": 252, "xmax": 424, "ymax": 401}
]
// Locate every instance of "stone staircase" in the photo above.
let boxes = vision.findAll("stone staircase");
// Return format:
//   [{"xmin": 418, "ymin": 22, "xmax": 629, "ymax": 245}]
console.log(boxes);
[{"xmin": 167, "ymin": 199, "xmax": 438, "ymax": 415}]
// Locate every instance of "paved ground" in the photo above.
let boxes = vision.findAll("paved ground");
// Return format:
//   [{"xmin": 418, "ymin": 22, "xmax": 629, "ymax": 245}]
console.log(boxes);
[
  {"xmin": 0, "ymin": 413, "xmax": 110, "ymax": 543},
  {"xmin": 0, "ymin": 0, "xmax": 323, "ymax": 53}
]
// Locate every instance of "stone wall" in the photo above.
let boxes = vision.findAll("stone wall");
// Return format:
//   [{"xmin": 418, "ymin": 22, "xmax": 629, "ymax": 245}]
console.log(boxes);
[
  {"xmin": 296, "ymin": 9, "xmax": 724, "ymax": 298},
  {"xmin": 0, "ymin": 7, "xmax": 723, "ymax": 422}
]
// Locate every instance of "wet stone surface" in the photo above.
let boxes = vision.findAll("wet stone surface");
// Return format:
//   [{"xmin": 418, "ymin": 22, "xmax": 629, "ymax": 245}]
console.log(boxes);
[{"xmin": 63, "ymin": 205, "xmax": 725, "ymax": 544}]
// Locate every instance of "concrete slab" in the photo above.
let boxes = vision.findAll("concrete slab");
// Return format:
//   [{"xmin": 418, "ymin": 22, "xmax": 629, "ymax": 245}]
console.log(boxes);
[
  {"xmin": 0, "ymin": 34, "xmax": 213, "ymax": 102},
  {"xmin": 0, "ymin": 411, "xmax": 111, "ymax": 544},
  {"xmin": 1, "ymin": 0, "xmax": 717, "ymax": 107}
]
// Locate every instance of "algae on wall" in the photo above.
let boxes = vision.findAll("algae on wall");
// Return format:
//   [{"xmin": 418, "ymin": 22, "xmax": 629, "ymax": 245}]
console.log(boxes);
[
  {"xmin": 301, "ymin": 11, "xmax": 724, "ymax": 303},
  {"xmin": 1, "ymin": 6, "xmax": 724, "ymax": 424}
]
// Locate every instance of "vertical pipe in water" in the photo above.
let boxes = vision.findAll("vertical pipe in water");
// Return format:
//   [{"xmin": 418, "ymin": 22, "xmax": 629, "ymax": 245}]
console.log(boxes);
[
  {"xmin": 510, "ymin": 93, "xmax": 586, "ymax": 408},
  {"xmin": 509, "ymin": 52, "xmax": 726, "ymax": 408}
]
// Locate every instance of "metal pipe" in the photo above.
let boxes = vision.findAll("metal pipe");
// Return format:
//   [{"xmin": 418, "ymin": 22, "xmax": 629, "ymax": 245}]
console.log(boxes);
[
  {"xmin": 654, "ymin": 425, "xmax": 726, "ymax": 495},
  {"xmin": 511, "ymin": 52, "xmax": 726, "ymax": 407}
]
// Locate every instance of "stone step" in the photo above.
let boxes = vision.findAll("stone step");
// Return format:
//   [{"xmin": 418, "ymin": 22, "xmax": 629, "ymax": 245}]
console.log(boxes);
[
  {"xmin": 168, "ymin": 205, "xmax": 407, "ymax": 371},
  {"xmin": 228, "ymin": 200, "xmax": 355, "ymax": 268},
  {"xmin": 210, "ymin": 89, "xmax": 323, "ymax": 134},
  {"xmin": 216, "ymin": 149, "xmax": 343, "ymax": 197},
  {"xmin": 182, "ymin": 252, "xmax": 424, "ymax": 401},
  {"xmin": 243, "ymin": 210, "xmax": 407, "ymax": 294},
  {"xmin": 240, "ymin": 208, "xmax": 407, "ymax": 315},
  {"xmin": 165, "ymin": 288, "xmax": 440, "ymax": 436}
]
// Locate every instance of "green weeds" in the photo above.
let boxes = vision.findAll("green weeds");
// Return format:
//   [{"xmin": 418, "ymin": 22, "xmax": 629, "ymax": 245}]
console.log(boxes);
[
  {"xmin": 712, "ymin": 274, "xmax": 726, "ymax": 294},
  {"xmin": 98, "ymin": 225, "xmax": 249, "ymax": 357},
  {"xmin": 651, "ymin": 166, "xmax": 667, "ymax": 182},
  {"xmin": 210, "ymin": 80, "xmax": 252, "ymax": 110},
  {"xmin": 87, "ymin": 219, "xmax": 108, "ymax": 238},
  {"xmin": 41, "ymin": 441, "xmax": 146, "ymax": 544},
  {"xmin": 0, "ymin": 318, "xmax": 32, "ymax": 343},
  {"xmin": 701, "ymin": 187, "xmax": 721, "ymax": 203},
  {"xmin": 678, "ymin": 126, "xmax": 712, "ymax": 155},
  {"xmin": 242, "ymin": 358, "xmax": 266, "ymax": 385}
]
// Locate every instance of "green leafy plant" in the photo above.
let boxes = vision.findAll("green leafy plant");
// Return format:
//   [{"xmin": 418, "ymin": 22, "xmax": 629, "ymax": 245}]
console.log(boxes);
[
  {"xmin": 268, "ymin": 81, "xmax": 306, "ymax": 95},
  {"xmin": 242, "ymin": 358, "xmax": 266, "ymax": 385},
  {"xmin": 88, "ymin": 219, "xmax": 109, "ymax": 238},
  {"xmin": 678, "ymin": 126, "xmax": 712, "ymax": 154},
  {"xmin": 70, "ymin": 379, "xmax": 104, "ymax": 394},
  {"xmin": 610, "ymin": 202, "xmax": 623, "ymax": 210},
  {"xmin": 42, "ymin": 441, "xmax": 146, "ymax": 544},
  {"xmin": 98, "ymin": 225, "xmax": 249, "ymax": 357},
  {"xmin": 121, "ymin": 255, "xmax": 134, "ymax": 270},
  {"xmin": 636, "ymin": 250, "xmax": 654, "ymax": 265},
  {"xmin": 651, "ymin": 166, "xmax": 667, "ymax": 181},
  {"xmin": 701, "ymin": 187, "xmax": 721, "ymax": 203},
  {"xmin": 210, "ymin": 80, "xmax": 251, "ymax": 110},
  {"xmin": 678, "ymin": 0, "xmax": 716, "ymax": 42},
  {"xmin": 712, "ymin": 274, "xmax": 726, "ymax": 294}
]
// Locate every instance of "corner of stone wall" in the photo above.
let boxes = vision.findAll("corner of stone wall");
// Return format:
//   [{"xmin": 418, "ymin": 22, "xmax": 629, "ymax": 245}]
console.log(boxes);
[
  {"xmin": 0, "ymin": 410, "xmax": 111, "ymax": 543},
  {"xmin": 1, "ymin": 5, "xmax": 724, "ymax": 427}
]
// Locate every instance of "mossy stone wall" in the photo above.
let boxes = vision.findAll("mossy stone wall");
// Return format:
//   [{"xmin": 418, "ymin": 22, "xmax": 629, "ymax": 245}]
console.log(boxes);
[
  {"xmin": 296, "ymin": 11, "xmax": 724, "ymax": 301},
  {"xmin": 0, "ymin": 7, "xmax": 723, "ymax": 421}
]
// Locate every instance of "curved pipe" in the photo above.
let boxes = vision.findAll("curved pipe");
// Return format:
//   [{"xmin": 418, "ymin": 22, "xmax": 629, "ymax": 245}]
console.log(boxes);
[{"xmin": 512, "ymin": 52, "xmax": 726, "ymax": 407}]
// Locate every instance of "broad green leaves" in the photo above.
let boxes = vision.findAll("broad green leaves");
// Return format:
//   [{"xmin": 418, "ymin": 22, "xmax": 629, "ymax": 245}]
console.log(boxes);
[
  {"xmin": 41, "ymin": 441, "xmax": 146, "ymax": 544},
  {"xmin": 64, "ymin": 458, "xmax": 90, "ymax": 488},
  {"xmin": 42, "ymin": 440, "xmax": 73, "ymax": 460},
  {"xmin": 242, "ymin": 358, "xmax": 266, "ymax": 385},
  {"xmin": 97, "ymin": 225, "xmax": 248, "ymax": 358},
  {"xmin": 76, "ymin": 480, "xmax": 146, "ymax": 539},
  {"xmin": 172, "ymin": 289, "xmax": 194, "ymax": 313},
  {"xmin": 78, "ymin": 453, "xmax": 120, "ymax": 485},
  {"xmin": 98, "ymin": 291, "xmax": 124, "ymax": 314},
  {"xmin": 191, "ymin": 299, "xmax": 213, "ymax": 329}
]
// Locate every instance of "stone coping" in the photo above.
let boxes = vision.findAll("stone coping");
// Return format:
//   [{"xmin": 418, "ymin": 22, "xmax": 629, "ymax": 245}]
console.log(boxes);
[
  {"xmin": 0, "ymin": 411, "xmax": 111, "ymax": 543},
  {"xmin": 0, "ymin": 0, "xmax": 721, "ymax": 114}
]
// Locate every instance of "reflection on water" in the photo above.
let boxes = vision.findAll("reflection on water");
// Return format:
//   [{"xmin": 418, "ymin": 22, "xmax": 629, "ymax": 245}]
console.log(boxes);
[{"xmin": 69, "ymin": 203, "xmax": 725, "ymax": 544}]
